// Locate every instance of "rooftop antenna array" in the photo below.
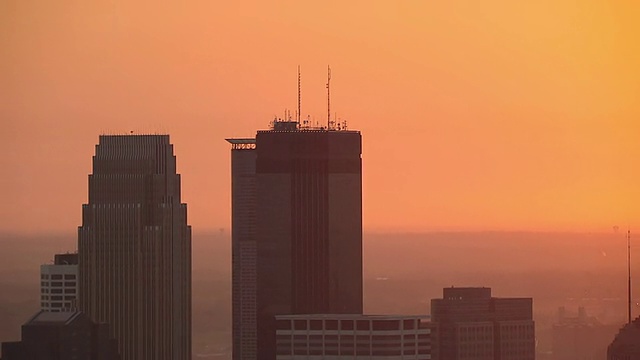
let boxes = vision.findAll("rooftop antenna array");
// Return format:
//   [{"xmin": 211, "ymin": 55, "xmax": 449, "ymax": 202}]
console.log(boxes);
[
  {"xmin": 297, "ymin": 65, "xmax": 301, "ymax": 123},
  {"xmin": 326, "ymin": 65, "xmax": 331, "ymax": 130}
]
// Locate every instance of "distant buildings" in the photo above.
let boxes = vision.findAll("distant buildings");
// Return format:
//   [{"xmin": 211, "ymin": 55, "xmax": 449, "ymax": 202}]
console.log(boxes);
[
  {"xmin": 430, "ymin": 287, "xmax": 535, "ymax": 360},
  {"xmin": 228, "ymin": 119, "xmax": 363, "ymax": 360},
  {"xmin": 553, "ymin": 306, "xmax": 620, "ymax": 360},
  {"xmin": 0, "ymin": 310, "xmax": 119, "ymax": 360},
  {"xmin": 40, "ymin": 253, "xmax": 78, "ymax": 312},
  {"xmin": 275, "ymin": 314, "xmax": 431, "ymax": 359},
  {"xmin": 78, "ymin": 135, "xmax": 192, "ymax": 360},
  {"xmin": 607, "ymin": 317, "xmax": 640, "ymax": 360}
]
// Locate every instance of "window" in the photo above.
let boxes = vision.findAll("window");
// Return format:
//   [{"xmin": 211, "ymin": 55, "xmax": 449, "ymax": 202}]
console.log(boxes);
[
  {"xmin": 294, "ymin": 320, "xmax": 306, "ymax": 330},
  {"xmin": 310, "ymin": 320, "xmax": 322, "ymax": 330},
  {"xmin": 326, "ymin": 320, "xmax": 339, "ymax": 330},
  {"xmin": 64, "ymin": 288, "xmax": 76, "ymax": 294},
  {"xmin": 276, "ymin": 320, "xmax": 290, "ymax": 331},
  {"xmin": 403, "ymin": 319, "xmax": 416, "ymax": 330},
  {"xmin": 64, "ymin": 282, "xmax": 76, "ymax": 287},
  {"xmin": 356, "ymin": 320, "xmax": 370, "ymax": 331},
  {"xmin": 64, "ymin": 274, "xmax": 76, "ymax": 280},
  {"xmin": 51, "ymin": 282, "xmax": 63, "ymax": 287},
  {"xmin": 51, "ymin": 274, "xmax": 63, "ymax": 280},
  {"xmin": 373, "ymin": 320, "xmax": 400, "ymax": 331}
]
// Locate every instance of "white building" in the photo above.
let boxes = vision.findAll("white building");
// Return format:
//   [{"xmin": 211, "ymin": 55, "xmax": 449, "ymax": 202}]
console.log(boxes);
[
  {"xmin": 40, "ymin": 253, "xmax": 78, "ymax": 312},
  {"xmin": 275, "ymin": 314, "xmax": 432, "ymax": 360}
]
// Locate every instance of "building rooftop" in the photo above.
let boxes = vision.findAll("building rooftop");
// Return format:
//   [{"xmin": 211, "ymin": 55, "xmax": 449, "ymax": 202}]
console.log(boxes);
[
  {"xmin": 225, "ymin": 138, "xmax": 256, "ymax": 144},
  {"xmin": 26, "ymin": 311, "xmax": 82, "ymax": 325},
  {"xmin": 276, "ymin": 314, "xmax": 429, "ymax": 320}
]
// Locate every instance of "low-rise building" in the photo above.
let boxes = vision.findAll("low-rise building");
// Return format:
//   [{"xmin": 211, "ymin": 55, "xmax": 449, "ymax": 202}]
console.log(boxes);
[
  {"xmin": 1, "ymin": 310, "xmax": 119, "ymax": 360},
  {"xmin": 430, "ymin": 287, "xmax": 535, "ymax": 360},
  {"xmin": 40, "ymin": 253, "xmax": 78, "ymax": 312},
  {"xmin": 275, "ymin": 314, "xmax": 432, "ymax": 359}
]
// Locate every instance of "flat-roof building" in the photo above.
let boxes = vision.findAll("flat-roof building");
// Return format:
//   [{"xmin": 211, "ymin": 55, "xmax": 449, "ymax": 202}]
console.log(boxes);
[
  {"xmin": 275, "ymin": 314, "xmax": 431, "ymax": 359},
  {"xmin": 430, "ymin": 287, "xmax": 535, "ymax": 360},
  {"xmin": 40, "ymin": 253, "xmax": 78, "ymax": 312},
  {"xmin": 0, "ymin": 310, "xmax": 119, "ymax": 360}
]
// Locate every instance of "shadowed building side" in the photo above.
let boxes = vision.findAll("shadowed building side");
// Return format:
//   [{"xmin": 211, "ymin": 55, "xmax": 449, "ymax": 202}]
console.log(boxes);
[
  {"xmin": 78, "ymin": 135, "xmax": 191, "ymax": 360},
  {"xmin": 607, "ymin": 317, "xmax": 640, "ymax": 360},
  {"xmin": 0, "ymin": 310, "xmax": 120, "ymax": 360}
]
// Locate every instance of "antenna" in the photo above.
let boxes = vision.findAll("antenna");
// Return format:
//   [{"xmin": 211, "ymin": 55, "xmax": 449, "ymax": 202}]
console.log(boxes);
[
  {"xmin": 629, "ymin": 228, "xmax": 632, "ymax": 324},
  {"xmin": 297, "ymin": 65, "xmax": 301, "ymax": 123},
  {"xmin": 326, "ymin": 65, "xmax": 331, "ymax": 130}
]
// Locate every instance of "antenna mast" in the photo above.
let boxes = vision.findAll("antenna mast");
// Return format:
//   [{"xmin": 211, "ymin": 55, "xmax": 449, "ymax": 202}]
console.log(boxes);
[
  {"xmin": 297, "ymin": 65, "xmax": 301, "ymax": 123},
  {"xmin": 326, "ymin": 65, "xmax": 331, "ymax": 129},
  {"xmin": 629, "ymin": 228, "xmax": 632, "ymax": 324}
]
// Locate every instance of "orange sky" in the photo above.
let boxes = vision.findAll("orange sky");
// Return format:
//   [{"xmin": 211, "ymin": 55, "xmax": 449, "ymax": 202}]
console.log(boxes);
[{"xmin": 1, "ymin": 1, "xmax": 639, "ymax": 234}]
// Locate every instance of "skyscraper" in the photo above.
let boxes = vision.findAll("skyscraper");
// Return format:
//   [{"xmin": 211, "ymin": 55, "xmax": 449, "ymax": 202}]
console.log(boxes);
[
  {"xmin": 228, "ymin": 119, "xmax": 363, "ymax": 360},
  {"xmin": 227, "ymin": 138, "xmax": 258, "ymax": 360},
  {"xmin": 78, "ymin": 135, "xmax": 191, "ymax": 360}
]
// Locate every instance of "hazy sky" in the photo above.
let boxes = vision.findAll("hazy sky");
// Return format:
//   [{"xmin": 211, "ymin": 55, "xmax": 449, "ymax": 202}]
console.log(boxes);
[{"xmin": 1, "ymin": 1, "xmax": 639, "ymax": 234}]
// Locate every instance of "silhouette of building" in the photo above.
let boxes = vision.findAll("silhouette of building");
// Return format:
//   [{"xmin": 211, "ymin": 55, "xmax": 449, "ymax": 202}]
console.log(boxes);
[
  {"xmin": 275, "ymin": 314, "xmax": 431, "ymax": 359},
  {"xmin": 553, "ymin": 306, "xmax": 620, "ymax": 360},
  {"xmin": 40, "ymin": 253, "xmax": 78, "ymax": 312},
  {"xmin": 78, "ymin": 135, "xmax": 191, "ymax": 360},
  {"xmin": 607, "ymin": 316, "xmax": 640, "ymax": 360},
  {"xmin": 227, "ymin": 138, "xmax": 258, "ymax": 360},
  {"xmin": 430, "ymin": 287, "xmax": 535, "ymax": 360},
  {"xmin": 0, "ymin": 310, "xmax": 119, "ymax": 360},
  {"xmin": 227, "ymin": 120, "xmax": 363, "ymax": 360}
]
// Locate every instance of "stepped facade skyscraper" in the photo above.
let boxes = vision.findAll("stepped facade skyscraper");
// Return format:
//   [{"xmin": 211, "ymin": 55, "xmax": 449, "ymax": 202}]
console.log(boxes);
[
  {"xmin": 228, "ymin": 120, "xmax": 363, "ymax": 360},
  {"xmin": 78, "ymin": 135, "xmax": 191, "ymax": 360}
]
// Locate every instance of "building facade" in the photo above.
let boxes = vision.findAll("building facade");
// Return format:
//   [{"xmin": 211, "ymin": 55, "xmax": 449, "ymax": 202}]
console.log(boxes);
[
  {"xmin": 227, "ymin": 138, "xmax": 258, "ymax": 360},
  {"xmin": 607, "ymin": 317, "xmax": 640, "ymax": 360},
  {"xmin": 228, "ymin": 120, "xmax": 363, "ymax": 360},
  {"xmin": 430, "ymin": 287, "xmax": 535, "ymax": 360},
  {"xmin": 0, "ymin": 310, "xmax": 119, "ymax": 360},
  {"xmin": 40, "ymin": 253, "xmax": 78, "ymax": 312},
  {"xmin": 78, "ymin": 135, "xmax": 191, "ymax": 360},
  {"xmin": 275, "ymin": 314, "xmax": 431, "ymax": 360}
]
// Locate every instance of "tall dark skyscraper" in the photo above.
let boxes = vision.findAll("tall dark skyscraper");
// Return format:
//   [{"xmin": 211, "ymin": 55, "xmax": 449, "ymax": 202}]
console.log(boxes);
[
  {"xmin": 78, "ymin": 135, "xmax": 192, "ymax": 360},
  {"xmin": 228, "ymin": 120, "xmax": 363, "ymax": 360}
]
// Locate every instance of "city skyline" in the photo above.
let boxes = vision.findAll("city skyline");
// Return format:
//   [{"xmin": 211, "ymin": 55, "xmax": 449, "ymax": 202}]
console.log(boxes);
[
  {"xmin": 0, "ymin": 2, "xmax": 638, "ymax": 359},
  {"xmin": 2, "ymin": 1, "xmax": 639, "ymax": 234}
]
